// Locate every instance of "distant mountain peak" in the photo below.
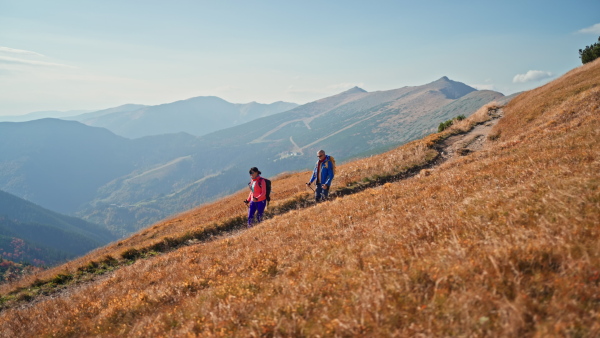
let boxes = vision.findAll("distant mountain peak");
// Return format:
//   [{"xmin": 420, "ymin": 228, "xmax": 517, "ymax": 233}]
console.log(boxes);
[
  {"xmin": 340, "ymin": 86, "xmax": 367, "ymax": 95},
  {"xmin": 428, "ymin": 76, "xmax": 477, "ymax": 99}
]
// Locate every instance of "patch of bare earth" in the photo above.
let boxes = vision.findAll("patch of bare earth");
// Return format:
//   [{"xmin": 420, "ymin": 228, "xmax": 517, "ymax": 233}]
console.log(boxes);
[{"xmin": 439, "ymin": 107, "xmax": 503, "ymax": 160}]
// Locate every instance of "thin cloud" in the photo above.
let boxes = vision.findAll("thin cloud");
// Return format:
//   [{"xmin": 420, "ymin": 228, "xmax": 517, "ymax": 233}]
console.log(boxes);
[
  {"xmin": 0, "ymin": 55, "xmax": 72, "ymax": 68},
  {"xmin": 512, "ymin": 70, "xmax": 553, "ymax": 83},
  {"xmin": 577, "ymin": 23, "xmax": 600, "ymax": 34},
  {"xmin": 0, "ymin": 46, "xmax": 45, "ymax": 57}
]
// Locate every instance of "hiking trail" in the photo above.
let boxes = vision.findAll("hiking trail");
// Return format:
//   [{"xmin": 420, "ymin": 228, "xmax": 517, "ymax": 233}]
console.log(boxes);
[{"xmin": 436, "ymin": 107, "xmax": 503, "ymax": 162}]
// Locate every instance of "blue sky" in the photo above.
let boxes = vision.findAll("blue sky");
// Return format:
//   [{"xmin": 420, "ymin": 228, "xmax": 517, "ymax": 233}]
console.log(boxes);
[{"xmin": 1, "ymin": 0, "xmax": 599, "ymax": 116}]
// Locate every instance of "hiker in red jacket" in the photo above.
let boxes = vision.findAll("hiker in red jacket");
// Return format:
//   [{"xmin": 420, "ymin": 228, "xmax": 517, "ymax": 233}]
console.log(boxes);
[{"xmin": 246, "ymin": 167, "xmax": 268, "ymax": 228}]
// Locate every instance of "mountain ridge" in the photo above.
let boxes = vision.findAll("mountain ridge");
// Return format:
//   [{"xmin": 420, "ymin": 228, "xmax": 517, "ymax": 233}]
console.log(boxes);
[
  {"xmin": 72, "ymin": 96, "xmax": 299, "ymax": 139},
  {"xmin": 339, "ymin": 86, "xmax": 367, "ymax": 95},
  {"xmin": 0, "ymin": 109, "xmax": 93, "ymax": 122}
]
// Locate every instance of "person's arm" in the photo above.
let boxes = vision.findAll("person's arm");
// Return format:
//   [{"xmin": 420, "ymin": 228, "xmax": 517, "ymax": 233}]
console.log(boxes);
[{"xmin": 308, "ymin": 163, "xmax": 317, "ymax": 184}]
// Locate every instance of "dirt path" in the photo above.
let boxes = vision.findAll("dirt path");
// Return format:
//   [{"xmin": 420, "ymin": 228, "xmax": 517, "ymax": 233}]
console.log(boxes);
[{"xmin": 437, "ymin": 108, "xmax": 503, "ymax": 162}]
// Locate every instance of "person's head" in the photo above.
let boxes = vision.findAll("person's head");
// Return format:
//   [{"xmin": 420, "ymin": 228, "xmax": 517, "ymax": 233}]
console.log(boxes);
[
  {"xmin": 317, "ymin": 150, "xmax": 326, "ymax": 160},
  {"xmin": 249, "ymin": 167, "xmax": 261, "ymax": 178}
]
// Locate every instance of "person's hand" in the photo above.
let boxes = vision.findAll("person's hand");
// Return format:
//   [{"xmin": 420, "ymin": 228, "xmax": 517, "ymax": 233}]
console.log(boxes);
[
  {"xmin": 322, "ymin": 184, "xmax": 328, "ymax": 190},
  {"xmin": 244, "ymin": 200, "xmax": 249, "ymax": 204},
  {"xmin": 305, "ymin": 182, "xmax": 310, "ymax": 186},
  {"xmin": 253, "ymin": 197, "xmax": 258, "ymax": 202}
]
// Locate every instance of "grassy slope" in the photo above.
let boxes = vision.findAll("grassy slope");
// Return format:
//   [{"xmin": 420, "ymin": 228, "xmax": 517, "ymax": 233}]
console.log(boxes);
[{"xmin": 0, "ymin": 60, "xmax": 599, "ymax": 336}]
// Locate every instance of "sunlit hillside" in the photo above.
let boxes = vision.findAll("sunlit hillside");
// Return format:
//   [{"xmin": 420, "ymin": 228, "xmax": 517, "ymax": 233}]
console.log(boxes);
[{"xmin": 1, "ymin": 59, "xmax": 599, "ymax": 336}]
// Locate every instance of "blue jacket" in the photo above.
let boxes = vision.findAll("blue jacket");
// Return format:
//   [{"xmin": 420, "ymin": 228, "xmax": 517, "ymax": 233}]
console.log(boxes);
[{"xmin": 309, "ymin": 155, "xmax": 334, "ymax": 186}]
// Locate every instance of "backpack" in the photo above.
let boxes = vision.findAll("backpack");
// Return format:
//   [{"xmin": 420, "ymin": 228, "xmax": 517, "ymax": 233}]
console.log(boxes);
[
  {"xmin": 328, "ymin": 156, "xmax": 336, "ymax": 175},
  {"xmin": 258, "ymin": 177, "xmax": 272, "ymax": 202}
]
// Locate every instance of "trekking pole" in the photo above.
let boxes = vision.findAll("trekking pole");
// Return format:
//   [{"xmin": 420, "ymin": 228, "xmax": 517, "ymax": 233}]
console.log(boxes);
[{"xmin": 305, "ymin": 182, "xmax": 315, "ymax": 192}]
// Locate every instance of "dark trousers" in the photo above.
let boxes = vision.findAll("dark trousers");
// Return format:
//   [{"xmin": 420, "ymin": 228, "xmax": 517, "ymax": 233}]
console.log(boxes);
[
  {"xmin": 247, "ymin": 200, "xmax": 267, "ymax": 227},
  {"xmin": 315, "ymin": 185, "xmax": 329, "ymax": 202}
]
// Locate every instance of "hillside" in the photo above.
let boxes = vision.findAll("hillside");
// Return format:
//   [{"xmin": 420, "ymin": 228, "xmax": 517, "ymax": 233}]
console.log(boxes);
[
  {"xmin": 0, "ymin": 119, "xmax": 204, "ymax": 218},
  {"xmin": 0, "ymin": 190, "xmax": 117, "ymax": 267},
  {"xmin": 0, "ymin": 78, "xmax": 502, "ymax": 235},
  {"xmin": 0, "ymin": 119, "xmax": 135, "ymax": 213},
  {"xmin": 200, "ymin": 77, "xmax": 492, "ymax": 150},
  {"xmin": 0, "ymin": 119, "xmax": 186, "ymax": 215},
  {"xmin": 82, "ymin": 77, "xmax": 503, "ymax": 232},
  {"xmin": 0, "ymin": 59, "xmax": 598, "ymax": 336},
  {"xmin": 66, "ymin": 104, "xmax": 148, "ymax": 122}
]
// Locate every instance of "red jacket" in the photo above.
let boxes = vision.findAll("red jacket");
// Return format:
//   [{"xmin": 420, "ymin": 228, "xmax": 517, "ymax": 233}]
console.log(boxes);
[{"xmin": 247, "ymin": 176, "xmax": 267, "ymax": 202}]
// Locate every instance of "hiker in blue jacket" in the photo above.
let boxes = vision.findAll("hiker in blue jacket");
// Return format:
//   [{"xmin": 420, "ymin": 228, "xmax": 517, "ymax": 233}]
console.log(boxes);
[{"xmin": 306, "ymin": 149, "xmax": 334, "ymax": 202}]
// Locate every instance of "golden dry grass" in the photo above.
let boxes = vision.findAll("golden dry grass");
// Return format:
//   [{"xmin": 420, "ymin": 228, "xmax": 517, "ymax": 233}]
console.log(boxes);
[
  {"xmin": 0, "ymin": 59, "xmax": 599, "ymax": 337},
  {"xmin": 0, "ymin": 120, "xmax": 441, "ymax": 297}
]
